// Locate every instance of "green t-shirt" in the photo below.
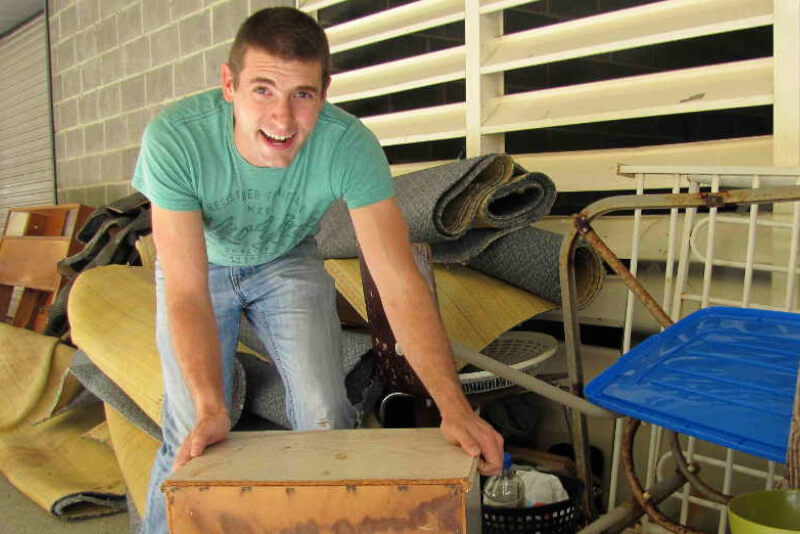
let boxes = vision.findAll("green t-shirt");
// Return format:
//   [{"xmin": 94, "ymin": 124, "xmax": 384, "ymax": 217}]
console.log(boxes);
[{"xmin": 132, "ymin": 89, "xmax": 393, "ymax": 266}]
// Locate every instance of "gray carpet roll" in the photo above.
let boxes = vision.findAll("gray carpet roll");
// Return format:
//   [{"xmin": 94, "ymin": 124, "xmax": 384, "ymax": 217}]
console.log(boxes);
[
  {"xmin": 317, "ymin": 154, "xmax": 557, "ymax": 263},
  {"xmin": 69, "ymin": 350, "xmax": 247, "ymax": 440},
  {"xmin": 467, "ymin": 227, "xmax": 606, "ymax": 307}
]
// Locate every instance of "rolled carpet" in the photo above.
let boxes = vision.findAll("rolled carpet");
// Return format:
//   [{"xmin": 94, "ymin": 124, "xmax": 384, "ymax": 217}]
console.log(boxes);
[
  {"xmin": 0, "ymin": 323, "xmax": 125, "ymax": 519},
  {"xmin": 466, "ymin": 226, "xmax": 605, "ymax": 308},
  {"xmin": 68, "ymin": 265, "xmax": 252, "ymax": 430},
  {"xmin": 317, "ymin": 154, "xmax": 557, "ymax": 263}
]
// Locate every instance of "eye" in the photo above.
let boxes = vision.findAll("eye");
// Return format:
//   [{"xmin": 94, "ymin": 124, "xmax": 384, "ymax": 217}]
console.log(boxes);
[
  {"xmin": 254, "ymin": 86, "xmax": 270, "ymax": 95},
  {"xmin": 295, "ymin": 90, "xmax": 314, "ymax": 99}
]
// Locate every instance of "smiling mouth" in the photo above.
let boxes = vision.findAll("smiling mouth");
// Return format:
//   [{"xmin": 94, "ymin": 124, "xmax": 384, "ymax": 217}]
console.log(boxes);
[{"xmin": 260, "ymin": 130, "xmax": 296, "ymax": 146}]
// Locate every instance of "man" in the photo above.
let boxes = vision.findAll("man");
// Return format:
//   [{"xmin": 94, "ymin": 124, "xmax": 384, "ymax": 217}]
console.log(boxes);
[{"xmin": 133, "ymin": 7, "xmax": 503, "ymax": 534}]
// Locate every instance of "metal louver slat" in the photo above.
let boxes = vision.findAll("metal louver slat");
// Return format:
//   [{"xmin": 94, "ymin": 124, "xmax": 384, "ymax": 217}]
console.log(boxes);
[
  {"xmin": 482, "ymin": 0, "xmax": 772, "ymax": 75},
  {"xmin": 361, "ymin": 102, "xmax": 466, "ymax": 146},
  {"xmin": 482, "ymin": 58, "xmax": 773, "ymax": 134},
  {"xmin": 325, "ymin": 0, "xmax": 464, "ymax": 54},
  {"xmin": 0, "ymin": 14, "xmax": 54, "ymax": 236},
  {"xmin": 327, "ymin": 46, "xmax": 466, "ymax": 103}
]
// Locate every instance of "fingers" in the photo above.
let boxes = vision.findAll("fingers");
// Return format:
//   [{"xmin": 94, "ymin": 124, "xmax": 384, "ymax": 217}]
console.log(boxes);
[
  {"xmin": 172, "ymin": 434, "xmax": 195, "ymax": 472},
  {"xmin": 475, "ymin": 421, "xmax": 504, "ymax": 476},
  {"xmin": 442, "ymin": 413, "xmax": 505, "ymax": 476}
]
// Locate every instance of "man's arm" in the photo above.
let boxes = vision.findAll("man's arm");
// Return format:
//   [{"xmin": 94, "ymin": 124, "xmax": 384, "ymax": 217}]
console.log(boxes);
[
  {"xmin": 349, "ymin": 197, "xmax": 504, "ymax": 475},
  {"xmin": 151, "ymin": 205, "xmax": 230, "ymax": 470}
]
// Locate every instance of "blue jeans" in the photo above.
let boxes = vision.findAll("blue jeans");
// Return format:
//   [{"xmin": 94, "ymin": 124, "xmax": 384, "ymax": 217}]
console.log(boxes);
[{"xmin": 141, "ymin": 238, "xmax": 355, "ymax": 534}]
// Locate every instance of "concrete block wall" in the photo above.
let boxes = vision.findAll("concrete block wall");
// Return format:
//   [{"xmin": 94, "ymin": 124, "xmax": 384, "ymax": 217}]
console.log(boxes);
[{"xmin": 48, "ymin": 0, "xmax": 290, "ymax": 207}]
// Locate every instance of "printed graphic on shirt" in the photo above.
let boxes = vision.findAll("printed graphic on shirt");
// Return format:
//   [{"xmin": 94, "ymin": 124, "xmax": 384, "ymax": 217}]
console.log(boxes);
[{"xmin": 203, "ymin": 185, "xmax": 325, "ymax": 265}]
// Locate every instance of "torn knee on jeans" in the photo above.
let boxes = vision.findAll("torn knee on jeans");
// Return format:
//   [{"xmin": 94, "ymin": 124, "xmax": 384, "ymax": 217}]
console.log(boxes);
[{"xmin": 316, "ymin": 417, "xmax": 331, "ymax": 429}]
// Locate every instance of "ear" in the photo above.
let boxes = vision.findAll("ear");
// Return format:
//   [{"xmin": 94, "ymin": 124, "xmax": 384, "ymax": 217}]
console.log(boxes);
[{"xmin": 221, "ymin": 63, "xmax": 235, "ymax": 102}]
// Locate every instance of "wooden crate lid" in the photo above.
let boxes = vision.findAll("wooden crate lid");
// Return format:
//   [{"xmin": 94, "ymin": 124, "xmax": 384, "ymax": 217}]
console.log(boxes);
[{"xmin": 164, "ymin": 428, "xmax": 476, "ymax": 488}]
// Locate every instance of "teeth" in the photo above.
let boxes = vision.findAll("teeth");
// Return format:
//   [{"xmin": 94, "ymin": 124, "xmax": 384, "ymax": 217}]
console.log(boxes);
[{"xmin": 262, "ymin": 130, "xmax": 293, "ymax": 141}]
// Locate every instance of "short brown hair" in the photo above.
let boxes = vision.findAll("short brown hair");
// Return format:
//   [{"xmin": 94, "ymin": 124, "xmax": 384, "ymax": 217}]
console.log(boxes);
[{"xmin": 228, "ymin": 7, "xmax": 330, "ymax": 89}]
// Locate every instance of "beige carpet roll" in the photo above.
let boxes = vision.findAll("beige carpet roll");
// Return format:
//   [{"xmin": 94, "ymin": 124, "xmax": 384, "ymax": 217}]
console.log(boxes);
[
  {"xmin": 0, "ymin": 324, "xmax": 59, "ymax": 430},
  {"xmin": 324, "ymin": 259, "xmax": 555, "ymax": 369},
  {"xmin": 69, "ymin": 265, "xmax": 165, "ymax": 426},
  {"xmin": 105, "ymin": 404, "xmax": 160, "ymax": 515},
  {"xmin": 0, "ymin": 325, "xmax": 125, "ymax": 518}
]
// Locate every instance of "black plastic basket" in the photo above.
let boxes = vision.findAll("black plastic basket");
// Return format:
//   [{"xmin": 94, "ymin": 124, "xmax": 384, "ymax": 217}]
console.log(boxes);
[{"xmin": 482, "ymin": 474, "xmax": 584, "ymax": 534}]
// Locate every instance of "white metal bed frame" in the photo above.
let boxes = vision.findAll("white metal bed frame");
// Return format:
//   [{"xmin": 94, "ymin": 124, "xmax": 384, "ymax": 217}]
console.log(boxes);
[{"xmin": 610, "ymin": 164, "xmax": 800, "ymax": 534}]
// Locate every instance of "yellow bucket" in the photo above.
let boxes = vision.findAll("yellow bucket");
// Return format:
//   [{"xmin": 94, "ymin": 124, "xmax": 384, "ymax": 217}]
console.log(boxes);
[{"xmin": 728, "ymin": 490, "xmax": 800, "ymax": 534}]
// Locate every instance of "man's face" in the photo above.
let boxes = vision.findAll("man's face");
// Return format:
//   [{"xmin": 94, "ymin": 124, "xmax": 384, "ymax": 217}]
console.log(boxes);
[{"xmin": 221, "ymin": 48, "xmax": 327, "ymax": 168}]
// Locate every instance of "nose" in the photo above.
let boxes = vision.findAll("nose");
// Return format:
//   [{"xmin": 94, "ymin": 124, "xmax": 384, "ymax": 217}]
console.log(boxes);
[{"xmin": 271, "ymin": 96, "xmax": 293, "ymax": 131}]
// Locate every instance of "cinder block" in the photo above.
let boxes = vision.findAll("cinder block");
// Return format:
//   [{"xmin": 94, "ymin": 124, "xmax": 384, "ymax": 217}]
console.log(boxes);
[
  {"xmin": 58, "ymin": 187, "xmax": 87, "ymax": 205},
  {"xmin": 145, "ymin": 64, "xmax": 174, "ymax": 104},
  {"xmin": 51, "ymin": 74, "xmax": 63, "ymax": 102},
  {"xmin": 84, "ymin": 122, "xmax": 105, "ymax": 154},
  {"xmin": 249, "ymin": 0, "xmax": 293, "ymax": 13},
  {"xmin": 98, "ymin": 83, "xmax": 122, "ymax": 116},
  {"xmin": 96, "ymin": 16, "xmax": 118, "ymax": 53},
  {"xmin": 105, "ymin": 116, "xmax": 127, "ymax": 150},
  {"xmin": 84, "ymin": 184, "xmax": 108, "ymax": 208},
  {"xmin": 125, "ymin": 108, "xmax": 150, "ymax": 145},
  {"xmin": 60, "ymin": 5, "xmax": 78, "ymax": 38},
  {"xmin": 122, "ymin": 36, "xmax": 150, "ymax": 76},
  {"xmin": 203, "ymin": 43, "xmax": 228, "ymax": 89},
  {"xmin": 101, "ymin": 151, "xmax": 123, "ymax": 182},
  {"xmin": 107, "ymin": 182, "xmax": 131, "ymax": 202},
  {"xmin": 57, "ymin": 158, "xmax": 81, "ymax": 187},
  {"xmin": 75, "ymin": 29, "xmax": 98, "ymax": 63},
  {"xmin": 170, "ymin": 0, "xmax": 203, "ymax": 21},
  {"xmin": 56, "ymin": 38, "xmax": 76, "ymax": 73},
  {"xmin": 62, "ymin": 68, "xmax": 82, "ymax": 99},
  {"xmin": 100, "ymin": 48, "xmax": 124, "ymax": 85},
  {"xmin": 142, "ymin": 0, "xmax": 170, "ymax": 33},
  {"xmin": 118, "ymin": 4, "xmax": 143, "ymax": 45},
  {"xmin": 54, "ymin": 132, "xmax": 67, "ymax": 160},
  {"xmin": 212, "ymin": 0, "xmax": 247, "ymax": 44},
  {"xmin": 49, "ymin": 15, "xmax": 61, "ymax": 48},
  {"xmin": 65, "ymin": 128, "xmax": 84, "ymax": 158},
  {"xmin": 100, "ymin": 0, "xmax": 127, "ymax": 21},
  {"xmin": 121, "ymin": 74, "xmax": 146, "ymax": 111},
  {"xmin": 56, "ymin": 99, "xmax": 79, "ymax": 130},
  {"xmin": 174, "ymin": 53, "xmax": 204, "ymax": 97},
  {"xmin": 80, "ymin": 154, "xmax": 102, "ymax": 184},
  {"xmin": 78, "ymin": 91, "xmax": 99, "ymax": 123},
  {"xmin": 81, "ymin": 57, "xmax": 101, "ymax": 92},
  {"xmin": 179, "ymin": 11, "xmax": 211, "ymax": 56},
  {"xmin": 120, "ymin": 146, "xmax": 142, "ymax": 179},
  {"xmin": 77, "ymin": 0, "xmax": 100, "ymax": 30},
  {"xmin": 150, "ymin": 24, "xmax": 179, "ymax": 66}
]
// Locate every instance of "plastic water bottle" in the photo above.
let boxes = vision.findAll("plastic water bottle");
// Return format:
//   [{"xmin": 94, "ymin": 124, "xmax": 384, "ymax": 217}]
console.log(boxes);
[{"xmin": 483, "ymin": 452, "xmax": 525, "ymax": 508}]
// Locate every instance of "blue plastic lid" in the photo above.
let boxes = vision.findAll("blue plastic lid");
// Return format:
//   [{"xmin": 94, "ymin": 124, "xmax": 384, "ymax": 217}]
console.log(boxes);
[
  {"xmin": 503, "ymin": 452, "xmax": 512, "ymax": 469},
  {"xmin": 586, "ymin": 307, "xmax": 800, "ymax": 463}
]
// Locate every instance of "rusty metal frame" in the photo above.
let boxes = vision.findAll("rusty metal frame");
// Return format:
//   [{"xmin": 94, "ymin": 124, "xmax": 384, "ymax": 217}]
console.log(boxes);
[{"xmin": 559, "ymin": 185, "xmax": 800, "ymax": 531}]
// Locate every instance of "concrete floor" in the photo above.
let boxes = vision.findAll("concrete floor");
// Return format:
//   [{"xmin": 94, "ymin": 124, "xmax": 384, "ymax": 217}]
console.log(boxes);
[{"xmin": 0, "ymin": 474, "xmax": 129, "ymax": 534}]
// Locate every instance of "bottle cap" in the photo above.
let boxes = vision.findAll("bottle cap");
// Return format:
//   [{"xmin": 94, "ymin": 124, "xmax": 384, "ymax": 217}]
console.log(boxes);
[{"xmin": 503, "ymin": 452, "xmax": 512, "ymax": 469}]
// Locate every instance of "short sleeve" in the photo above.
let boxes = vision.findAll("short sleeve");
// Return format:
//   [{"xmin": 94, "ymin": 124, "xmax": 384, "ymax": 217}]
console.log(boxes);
[
  {"xmin": 132, "ymin": 117, "xmax": 200, "ymax": 211},
  {"xmin": 331, "ymin": 120, "xmax": 394, "ymax": 209}
]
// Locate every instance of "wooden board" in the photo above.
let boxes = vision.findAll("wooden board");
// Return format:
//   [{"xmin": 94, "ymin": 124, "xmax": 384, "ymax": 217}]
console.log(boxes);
[
  {"xmin": 166, "ymin": 428, "xmax": 476, "ymax": 487},
  {"xmin": 0, "ymin": 237, "xmax": 69, "ymax": 291},
  {"xmin": 165, "ymin": 483, "xmax": 467, "ymax": 534},
  {"xmin": 164, "ymin": 428, "xmax": 478, "ymax": 534}
]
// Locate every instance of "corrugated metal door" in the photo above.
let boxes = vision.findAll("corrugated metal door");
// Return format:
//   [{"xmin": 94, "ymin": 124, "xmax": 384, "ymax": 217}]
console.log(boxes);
[{"xmin": 0, "ymin": 14, "xmax": 55, "ymax": 235}]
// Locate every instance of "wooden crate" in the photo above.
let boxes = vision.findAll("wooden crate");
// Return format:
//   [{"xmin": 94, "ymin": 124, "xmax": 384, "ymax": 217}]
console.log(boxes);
[
  {"xmin": 163, "ymin": 428, "xmax": 481, "ymax": 534},
  {"xmin": 0, "ymin": 204, "xmax": 92, "ymax": 330}
]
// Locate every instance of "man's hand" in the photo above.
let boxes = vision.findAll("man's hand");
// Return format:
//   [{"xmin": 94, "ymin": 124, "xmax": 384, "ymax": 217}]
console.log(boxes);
[
  {"xmin": 172, "ymin": 410, "xmax": 231, "ymax": 471},
  {"xmin": 440, "ymin": 405, "xmax": 504, "ymax": 476}
]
